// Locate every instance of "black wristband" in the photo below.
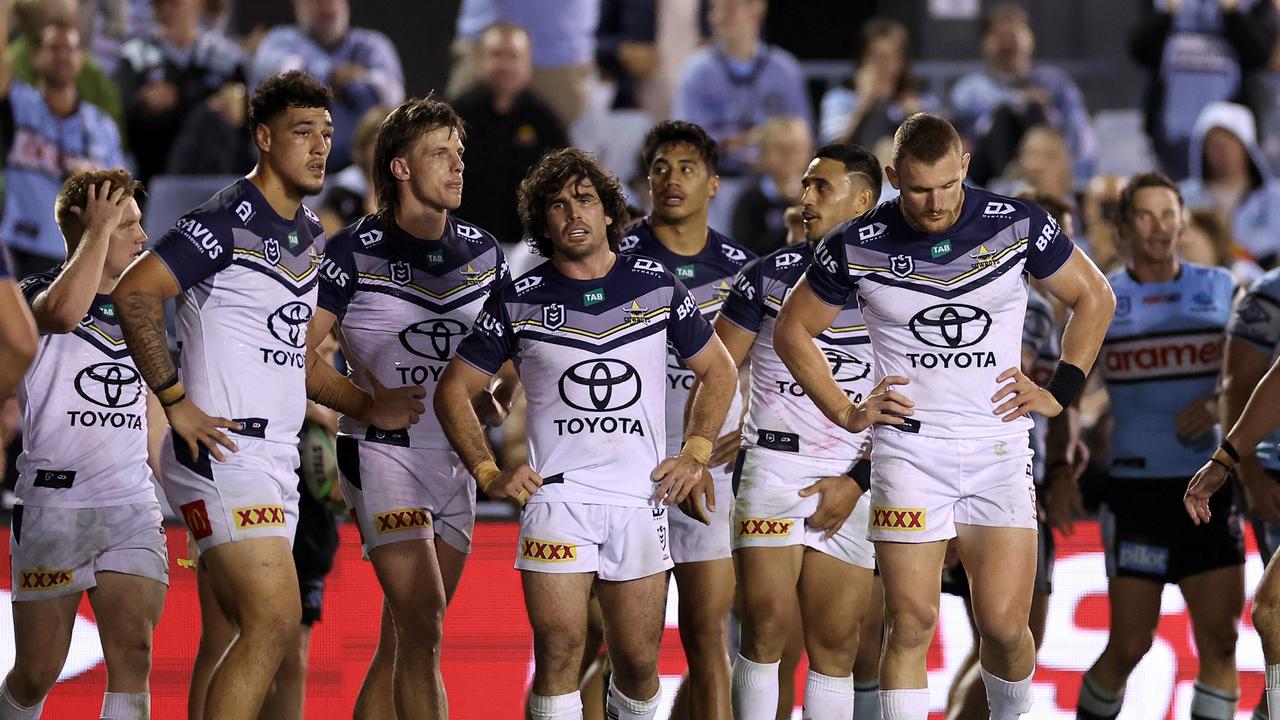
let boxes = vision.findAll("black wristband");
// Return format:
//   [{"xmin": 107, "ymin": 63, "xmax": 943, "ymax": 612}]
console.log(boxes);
[
  {"xmin": 1045, "ymin": 361, "xmax": 1086, "ymax": 409},
  {"xmin": 1219, "ymin": 439, "xmax": 1241, "ymax": 464},
  {"xmin": 846, "ymin": 458, "xmax": 871, "ymax": 492},
  {"xmin": 159, "ymin": 390, "xmax": 186, "ymax": 408},
  {"xmin": 153, "ymin": 374, "xmax": 180, "ymax": 394}
]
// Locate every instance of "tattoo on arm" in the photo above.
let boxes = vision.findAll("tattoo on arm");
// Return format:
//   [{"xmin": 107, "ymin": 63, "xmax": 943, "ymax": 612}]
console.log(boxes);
[{"xmin": 118, "ymin": 290, "xmax": 178, "ymax": 389}]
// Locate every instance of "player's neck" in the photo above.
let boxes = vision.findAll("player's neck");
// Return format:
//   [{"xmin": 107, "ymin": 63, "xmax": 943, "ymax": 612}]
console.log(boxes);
[
  {"xmin": 1127, "ymin": 256, "xmax": 1180, "ymax": 284},
  {"xmin": 39, "ymin": 82, "xmax": 77, "ymax": 117},
  {"xmin": 650, "ymin": 214, "xmax": 709, "ymax": 256},
  {"xmin": 553, "ymin": 248, "xmax": 617, "ymax": 281},
  {"xmin": 721, "ymin": 35, "xmax": 760, "ymax": 61},
  {"xmin": 246, "ymin": 166, "xmax": 304, "ymax": 221},
  {"xmin": 161, "ymin": 23, "xmax": 198, "ymax": 49},
  {"xmin": 395, "ymin": 205, "xmax": 448, "ymax": 241},
  {"xmin": 97, "ymin": 273, "xmax": 117, "ymax": 296}
]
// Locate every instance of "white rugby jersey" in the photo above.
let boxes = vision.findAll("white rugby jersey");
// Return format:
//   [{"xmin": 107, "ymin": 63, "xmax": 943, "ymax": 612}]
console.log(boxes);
[
  {"xmin": 721, "ymin": 243, "xmax": 874, "ymax": 461},
  {"xmin": 619, "ymin": 218, "xmax": 754, "ymax": 456},
  {"xmin": 456, "ymin": 253, "xmax": 715, "ymax": 506},
  {"xmin": 151, "ymin": 178, "xmax": 325, "ymax": 454},
  {"xmin": 805, "ymin": 187, "xmax": 1075, "ymax": 439},
  {"xmin": 1023, "ymin": 285, "xmax": 1061, "ymax": 482},
  {"xmin": 319, "ymin": 214, "xmax": 507, "ymax": 449},
  {"xmin": 16, "ymin": 270, "xmax": 157, "ymax": 508}
]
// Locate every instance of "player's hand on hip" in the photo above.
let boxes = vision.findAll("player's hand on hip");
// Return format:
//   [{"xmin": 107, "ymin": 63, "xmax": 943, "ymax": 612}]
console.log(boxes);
[
  {"xmin": 164, "ymin": 398, "xmax": 240, "ymax": 462},
  {"xmin": 800, "ymin": 475, "xmax": 862, "ymax": 540},
  {"xmin": 708, "ymin": 427, "xmax": 741, "ymax": 469},
  {"xmin": 365, "ymin": 374, "xmax": 425, "ymax": 430},
  {"xmin": 1046, "ymin": 465, "xmax": 1083, "ymax": 537},
  {"xmin": 842, "ymin": 375, "xmax": 914, "ymax": 433},
  {"xmin": 991, "ymin": 367, "xmax": 1062, "ymax": 421},
  {"xmin": 652, "ymin": 452, "xmax": 713, "ymax": 510},
  {"xmin": 1174, "ymin": 395, "xmax": 1216, "ymax": 444},
  {"xmin": 488, "ymin": 464, "xmax": 543, "ymax": 506},
  {"xmin": 1184, "ymin": 459, "xmax": 1230, "ymax": 524},
  {"xmin": 677, "ymin": 470, "xmax": 715, "ymax": 526}
]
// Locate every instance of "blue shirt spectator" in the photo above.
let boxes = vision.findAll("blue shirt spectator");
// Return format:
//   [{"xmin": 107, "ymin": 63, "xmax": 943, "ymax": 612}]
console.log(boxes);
[
  {"xmin": 456, "ymin": 0, "xmax": 599, "ymax": 70},
  {"xmin": 818, "ymin": 18, "xmax": 934, "ymax": 148},
  {"xmin": 253, "ymin": 0, "xmax": 403, "ymax": 170}
]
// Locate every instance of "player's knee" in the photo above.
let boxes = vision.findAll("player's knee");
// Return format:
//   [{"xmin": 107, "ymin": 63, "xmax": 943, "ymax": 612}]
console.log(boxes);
[
  {"xmin": 1107, "ymin": 628, "xmax": 1156, "ymax": 670},
  {"xmin": 805, "ymin": 626, "xmax": 858, "ymax": 673},
  {"xmin": 237, "ymin": 599, "xmax": 302, "ymax": 641},
  {"xmin": 885, "ymin": 601, "xmax": 938, "ymax": 648},
  {"xmin": 8, "ymin": 656, "xmax": 61, "ymax": 700},
  {"xmin": 678, "ymin": 616, "xmax": 727, "ymax": 660},
  {"xmin": 739, "ymin": 595, "xmax": 793, "ymax": 656},
  {"xmin": 608, "ymin": 643, "xmax": 659, "ymax": 686},
  {"xmin": 104, "ymin": 632, "xmax": 154, "ymax": 674},
  {"xmin": 1193, "ymin": 617, "xmax": 1240, "ymax": 660},
  {"xmin": 975, "ymin": 618, "xmax": 1028, "ymax": 657},
  {"xmin": 395, "ymin": 605, "xmax": 444, "ymax": 654},
  {"xmin": 534, "ymin": 629, "xmax": 587, "ymax": 675}
]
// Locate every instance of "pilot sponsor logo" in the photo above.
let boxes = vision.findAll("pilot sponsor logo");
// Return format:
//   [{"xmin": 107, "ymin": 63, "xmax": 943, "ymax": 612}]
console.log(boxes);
[
  {"xmin": 583, "ymin": 288, "xmax": 605, "ymax": 306},
  {"xmin": 1117, "ymin": 541, "xmax": 1169, "ymax": 574},
  {"xmin": 737, "ymin": 518, "xmax": 793, "ymax": 537},
  {"xmin": 521, "ymin": 538, "xmax": 577, "ymax": 562},
  {"xmin": 233, "ymin": 505, "xmax": 287, "ymax": 530},
  {"xmin": 374, "ymin": 508, "xmax": 431, "ymax": 534},
  {"xmin": 1101, "ymin": 333, "xmax": 1223, "ymax": 381},
  {"xmin": 19, "ymin": 568, "xmax": 72, "ymax": 591},
  {"xmin": 177, "ymin": 217, "xmax": 222, "ymax": 259},
  {"xmin": 871, "ymin": 506, "xmax": 925, "ymax": 531},
  {"xmin": 181, "ymin": 500, "xmax": 213, "ymax": 540}
]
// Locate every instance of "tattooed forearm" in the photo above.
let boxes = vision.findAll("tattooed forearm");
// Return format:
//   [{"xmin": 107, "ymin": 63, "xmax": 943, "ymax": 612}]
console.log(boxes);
[{"xmin": 118, "ymin": 289, "xmax": 178, "ymax": 389}]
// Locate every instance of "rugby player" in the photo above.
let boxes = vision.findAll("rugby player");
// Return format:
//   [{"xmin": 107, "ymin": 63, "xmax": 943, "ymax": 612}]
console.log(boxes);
[
  {"xmin": 775, "ymin": 113, "xmax": 1114, "ymax": 719},
  {"xmin": 1, "ymin": 171, "xmax": 159, "ymax": 720},
  {"xmin": 435, "ymin": 147, "xmax": 737, "ymax": 720},
  {"xmin": 311, "ymin": 96, "xmax": 512, "ymax": 720},
  {"xmin": 111, "ymin": 71, "xmax": 422, "ymax": 720},
  {"xmin": 619, "ymin": 119, "xmax": 753, "ymax": 719},
  {"xmin": 713, "ymin": 143, "xmax": 882, "ymax": 719}
]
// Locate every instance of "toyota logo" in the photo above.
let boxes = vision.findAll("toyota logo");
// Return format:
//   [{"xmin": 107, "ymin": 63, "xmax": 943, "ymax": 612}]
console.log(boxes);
[
  {"xmin": 399, "ymin": 319, "xmax": 469, "ymax": 361},
  {"xmin": 267, "ymin": 301, "xmax": 313, "ymax": 348},
  {"xmin": 74, "ymin": 362, "xmax": 142, "ymax": 408},
  {"xmin": 824, "ymin": 348, "xmax": 871, "ymax": 383},
  {"xmin": 558, "ymin": 359, "xmax": 642, "ymax": 412},
  {"xmin": 909, "ymin": 304, "xmax": 992, "ymax": 349}
]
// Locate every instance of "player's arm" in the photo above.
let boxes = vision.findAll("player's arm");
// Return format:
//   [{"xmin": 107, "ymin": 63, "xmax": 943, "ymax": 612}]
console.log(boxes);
[
  {"xmin": 303, "ymin": 307, "xmax": 424, "ymax": 430},
  {"xmin": 112, "ymin": 252, "xmax": 241, "ymax": 460},
  {"xmin": 775, "ymin": 278, "xmax": 912, "ymax": 432},
  {"xmin": 1221, "ymin": 334, "xmax": 1280, "ymax": 521},
  {"xmin": 474, "ymin": 361, "xmax": 519, "ymax": 427},
  {"xmin": 0, "ymin": 280, "xmax": 37, "ymax": 399},
  {"xmin": 31, "ymin": 182, "xmax": 129, "ymax": 334},
  {"xmin": 684, "ymin": 315, "xmax": 757, "ymax": 466}
]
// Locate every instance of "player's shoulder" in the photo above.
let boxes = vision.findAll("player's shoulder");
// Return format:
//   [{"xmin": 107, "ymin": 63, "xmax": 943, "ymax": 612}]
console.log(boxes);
[
  {"xmin": 327, "ymin": 213, "xmax": 384, "ymax": 256},
  {"xmin": 18, "ymin": 265, "xmax": 61, "ymax": 303},
  {"xmin": 448, "ymin": 215, "xmax": 500, "ymax": 250},
  {"xmin": 758, "ymin": 243, "xmax": 811, "ymax": 279},
  {"xmin": 618, "ymin": 252, "xmax": 678, "ymax": 287},
  {"xmin": 708, "ymin": 226, "xmax": 754, "ymax": 266},
  {"xmin": 1182, "ymin": 261, "xmax": 1234, "ymax": 282},
  {"xmin": 1105, "ymin": 266, "xmax": 1134, "ymax": 290},
  {"xmin": 619, "ymin": 218, "xmax": 655, "ymax": 255},
  {"xmin": 962, "ymin": 186, "xmax": 1047, "ymax": 233},
  {"xmin": 170, "ymin": 180, "xmax": 244, "ymax": 237},
  {"xmin": 1246, "ymin": 266, "xmax": 1280, "ymax": 298},
  {"xmin": 346, "ymin": 26, "xmax": 396, "ymax": 50}
]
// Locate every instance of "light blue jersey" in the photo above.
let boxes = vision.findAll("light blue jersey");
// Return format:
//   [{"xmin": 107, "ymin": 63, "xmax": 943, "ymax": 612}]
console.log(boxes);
[
  {"xmin": 1101, "ymin": 263, "xmax": 1234, "ymax": 478},
  {"xmin": 1226, "ymin": 267, "xmax": 1280, "ymax": 471}
]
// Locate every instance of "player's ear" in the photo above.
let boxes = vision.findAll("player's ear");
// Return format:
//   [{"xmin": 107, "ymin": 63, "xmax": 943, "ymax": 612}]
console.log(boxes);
[
  {"xmin": 709, "ymin": 173, "xmax": 719, "ymax": 199},
  {"xmin": 960, "ymin": 151, "xmax": 971, "ymax": 180},
  {"xmin": 390, "ymin": 156, "xmax": 411, "ymax": 182},
  {"xmin": 253, "ymin": 122, "xmax": 271, "ymax": 154},
  {"xmin": 885, "ymin": 165, "xmax": 900, "ymax": 190}
]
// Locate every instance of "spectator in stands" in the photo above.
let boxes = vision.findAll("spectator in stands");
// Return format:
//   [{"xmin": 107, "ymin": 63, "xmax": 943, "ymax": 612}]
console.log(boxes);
[
  {"xmin": 1082, "ymin": 174, "xmax": 1127, "ymax": 274},
  {"xmin": 819, "ymin": 18, "xmax": 932, "ymax": 151},
  {"xmin": 949, "ymin": 2, "xmax": 1096, "ymax": 187},
  {"xmin": 1180, "ymin": 101, "xmax": 1280, "ymax": 268},
  {"xmin": 0, "ymin": 19, "xmax": 124, "ymax": 278},
  {"xmin": 1130, "ymin": 0, "xmax": 1276, "ymax": 180},
  {"xmin": 453, "ymin": 22, "xmax": 570, "ymax": 244},
  {"xmin": 1180, "ymin": 206, "xmax": 1264, "ymax": 284},
  {"xmin": 596, "ymin": 0, "xmax": 659, "ymax": 112},
  {"xmin": 164, "ymin": 80, "xmax": 255, "ymax": 176},
  {"xmin": 989, "ymin": 124, "xmax": 1076, "ymax": 202},
  {"xmin": 116, "ymin": 0, "xmax": 246, "ymax": 185},
  {"xmin": 253, "ymin": 0, "xmax": 404, "ymax": 170},
  {"xmin": 448, "ymin": 0, "xmax": 600, "ymax": 126},
  {"xmin": 674, "ymin": 0, "xmax": 811, "ymax": 178},
  {"xmin": 7, "ymin": 0, "xmax": 124, "ymax": 134},
  {"xmin": 730, "ymin": 115, "xmax": 812, "ymax": 256},
  {"xmin": 316, "ymin": 104, "xmax": 386, "ymax": 234}
]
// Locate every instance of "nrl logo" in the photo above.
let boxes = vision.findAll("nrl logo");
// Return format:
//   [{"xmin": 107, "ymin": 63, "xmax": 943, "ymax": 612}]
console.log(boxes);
[
  {"xmin": 263, "ymin": 237, "xmax": 281, "ymax": 265},
  {"xmin": 390, "ymin": 261, "xmax": 412, "ymax": 286},
  {"xmin": 543, "ymin": 303, "xmax": 566, "ymax": 330},
  {"xmin": 889, "ymin": 254, "xmax": 914, "ymax": 278}
]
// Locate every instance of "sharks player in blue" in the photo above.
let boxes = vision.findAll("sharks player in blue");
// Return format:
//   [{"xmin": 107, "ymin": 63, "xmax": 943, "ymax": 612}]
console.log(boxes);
[
  {"xmin": 1078, "ymin": 173, "xmax": 1242, "ymax": 720},
  {"xmin": 619, "ymin": 120, "xmax": 753, "ymax": 719},
  {"xmin": 775, "ymin": 113, "xmax": 1115, "ymax": 720},
  {"xmin": 436, "ymin": 148, "xmax": 737, "ymax": 720}
]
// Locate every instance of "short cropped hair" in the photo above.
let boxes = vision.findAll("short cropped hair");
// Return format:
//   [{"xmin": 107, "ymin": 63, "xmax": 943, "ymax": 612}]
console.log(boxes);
[
  {"xmin": 640, "ymin": 120, "xmax": 720, "ymax": 174},
  {"xmin": 1117, "ymin": 171, "xmax": 1182, "ymax": 225},
  {"xmin": 981, "ymin": 2, "xmax": 1030, "ymax": 38},
  {"xmin": 55, "ymin": 168, "xmax": 144, "ymax": 251},
  {"xmin": 891, "ymin": 112, "xmax": 963, "ymax": 166},
  {"xmin": 814, "ymin": 143, "xmax": 883, "ymax": 204},
  {"xmin": 372, "ymin": 96, "xmax": 466, "ymax": 220},
  {"xmin": 519, "ymin": 148, "xmax": 629, "ymax": 258},
  {"xmin": 248, "ymin": 70, "xmax": 333, "ymax": 132}
]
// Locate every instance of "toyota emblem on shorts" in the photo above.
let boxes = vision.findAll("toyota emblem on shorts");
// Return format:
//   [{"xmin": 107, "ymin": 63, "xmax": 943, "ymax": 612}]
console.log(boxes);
[
  {"xmin": 74, "ymin": 362, "xmax": 142, "ymax": 408},
  {"xmin": 824, "ymin": 348, "xmax": 871, "ymax": 383},
  {"xmin": 558, "ymin": 359, "xmax": 642, "ymax": 412},
  {"xmin": 267, "ymin": 301, "xmax": 313, "ymax": 348},
  {"xmin": 398, "ymin": 319, "xmax": 469, "ymax": 361},
  {"xmin": 908, "ymin": 303, "xmax": 993, "ymax": 349}
]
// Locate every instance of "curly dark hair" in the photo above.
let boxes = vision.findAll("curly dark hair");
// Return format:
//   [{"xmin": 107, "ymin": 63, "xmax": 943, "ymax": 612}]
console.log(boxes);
[
  {"xmin": 519, "ymin": 148, "xmax": 630, "ymax": 258},
  {"xmin": 639, "ymin": 120, "xmax": 720, "ymax": 174},
  {"xmin": 248, "ymin": 70, "xmax": 333, "ymax": 131},
  {"xmin": 372, "ymin": 96, "xmax": 466, "ymax": 221}
]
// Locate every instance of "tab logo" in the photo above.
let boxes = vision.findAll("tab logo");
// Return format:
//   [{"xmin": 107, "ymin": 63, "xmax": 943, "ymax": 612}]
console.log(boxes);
[
  {"xmin": 287, "ymin": 230, "xmax": 300, "ymax": 249},
  {"xmin": 930, "ymin": 239, "xmax": 952, "ymax": 259},
  {"xmin": 871, "ymin": 506, "xmax": 925, "ymax": 531},
  {"xmin": 676, "ymin": 264, "xmax": 696, "ymax": 279},
  {"xmin": 426, "ymin": 249, "xmax": 444, "ymax": 266},
  {"xmin": 374, "ymin": 508, "xmax": 431, "ymax": 534},
  {"xmin": 521, "ymin": 538, "xmax": 577, "ymax": 562},
  {"xmin": 583, "ymin": 288, "xmax": 605, "ymax": 306},
  {"xmin": 858, "ymin": 222, "xmax": 888, "ymax": 244},
  {"xmin": 983, "ymin": 201, "xmax": 1015, "ymax": 217},
  {"xmin": 233, "ymin": 505, "xmax": 286, "ymax": 529},
  {"xmin": 737, "ymin": 518, "xmax": 793, "ymax": 537}
]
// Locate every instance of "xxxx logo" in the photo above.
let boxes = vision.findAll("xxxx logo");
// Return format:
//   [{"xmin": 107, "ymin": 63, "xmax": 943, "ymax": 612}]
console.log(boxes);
[
  {"xmin": 871, "ymin": 507, "xmax": 925, "ymax": 531},
  {"xmin": 233, "ymin": 505, "xmax": 286, "ymax": 529},
  {"xmin": 19, "ymin": 568, "xmax": 72, "ymax": 590},
  {"xmin": 738, "ymin": 518, "xmax": 793, "ymax": 537},
  {"xmin": 180, "ymin": 499, "xmax": 213, "ymax": 540},
  {"xmin": 521, "ymin": 538, "xmax": 576, "ymax": 562},
  {"xmin": 375, "ymin": 508, "xmax": 431, "ymax": 534}
]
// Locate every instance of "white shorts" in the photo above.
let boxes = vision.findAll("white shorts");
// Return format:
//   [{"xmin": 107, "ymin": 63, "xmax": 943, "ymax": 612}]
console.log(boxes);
[
  {"xmin": 515, "ymin": 502, "xmax": 673, "ymax": 582},
  {"xmin": 9, "ymin": 502, "xmax": 168, "ymax": 601},
  {"xmin": 731, "ymin": 447, "xmax": 875, "ymax": 570},
  {"xmin": 336, "ymin": 437, "xmax": 476, "ymax": 556},
  {"xmin": 162, "ymin": 432, "xmax": 300, "ymax": 553},
  {"xmin": 869, "ymin": 430, "xmax": 1036, "ymax": 544},
  {"xmin": 668, "ymin": 462, "xmax": 734, "ymax": 565}
]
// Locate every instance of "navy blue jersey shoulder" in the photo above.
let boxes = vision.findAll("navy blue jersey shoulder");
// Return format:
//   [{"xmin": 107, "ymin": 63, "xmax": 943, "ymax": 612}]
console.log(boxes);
[
  {"xmin": 621, "ymin": 218, "xmax": 753, "ymax": 276},
  {"xmin": 502, "ymin": 252, "xmax": 677, "ymax": 310},
  {"xmin": 18, "ymin": 265, "xmax": 58, "ymax": 305}
]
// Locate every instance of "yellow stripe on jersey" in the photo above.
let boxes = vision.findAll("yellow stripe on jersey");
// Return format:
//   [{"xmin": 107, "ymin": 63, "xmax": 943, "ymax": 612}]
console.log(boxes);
[
  {"xmin": 356, "ymin": 268, "xmax": 496, "ymax": 300},
  {"xmin": 847, "ymin": 238, "xmax": 1028, "ymax": 287},
  {"xmin": 512, "ymin": 305, "xmax": 668, "ymax": 340},
  {"xmin": 232, "ymin": 248, "xmax": 320, "ymax": 282}
]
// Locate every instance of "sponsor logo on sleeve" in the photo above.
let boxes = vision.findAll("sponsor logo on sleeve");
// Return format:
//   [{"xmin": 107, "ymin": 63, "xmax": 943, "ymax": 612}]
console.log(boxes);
[
  {"xmin": 733, "ymin": 273, "xmax": 756, "ymax": 300},
  {"xmin": 456, "ymin": 223, "xmax": 482, "ymax": 241},
  {"xmin": 673, "ymin": 294, "xmax": 696, "ymax": 321},
  {"xmin": 476, "ymin": 310, "xmax": 504, "ymax": 338},
  {"xmin": 514, "ymin": 275, "xmax": 542, "ymax": 295},
  {"xmin": 233, "ymin": 505, "xmax": 287, "ymax": 530},
  {"xmin": 815, "ymin": 242, "xmax": 840, "ymax": 275},
  {"xmin": 1036, "ymin": 215, "xmax": 1060, "ymax": 252},
  {"xmin": 359, "ymin": 229, "xmax": 384, "ymax": 247},
  {"xmin": 374, "ymin": 508, "xmax": 431, "ymax": 534},
  {"xmin": 320, "ymin": 258, "xmax": 350, "ymax": 288},
  {"xmin": 871, "ymin": 506, "xmax": 925, "ymax": 531},
  {"xmin": 521, "ymin": 537, "xmax": 577, "ymax": 562},
  {"xmin": 737, "ymin": 518, "xmax": 794, "ymax": 537},
  {"xmin": 235, "ymin": 200, "xmax": 255, "ymax": 224},
  {"xmin": 857, "ymin": 222, "xmax": 888, "ymax": 244},
  {"xmin": 176, "ymin": 217, "xmax": 222, "ymax": 259},
  {"xmin": 721, "ymin": 244, "xmax": 747, "ymax": 262},
  {"xmin": 983, "ymin": 201, "xmax": 1015, "ymax": 217}
]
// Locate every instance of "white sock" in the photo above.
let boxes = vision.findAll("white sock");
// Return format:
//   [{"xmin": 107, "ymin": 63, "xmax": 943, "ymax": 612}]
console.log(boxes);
[
  {"xmin": 879, "ymin": 688, "xmax": 930, "ymax": 720},
  {"xmin": 1189, "ymin": 680, "xmax": 1238, "ymax": 719},
  {"xmin": 1267, "ymin": 665, "xmax": 1280, "ymax": 720},
  {"xmin": 853, "ymin": 678, "xmax": 881, "ymax": 720},
  {"xmin": 1077, "ymin": 672, "xmax": 1124, "ymax": 719},
  {"xmin": 731, "ymin": 654, "xmax": 780, "ymax": 720},
  {"xmin": 801, "ymin": 670, "xmax": 854, "ymax": 719},
  {"xmin": 0, "ymin": 683, "xmax": 43, "ymax": 720},
  {"xmin": 981, "ymin": 667, "xmax": 1032, "ymax": 720},
  {"xmin": 605, "ymin": 679, "xmax": 660, "ymax": 720},
  {"xmin": 100, "ymin": 692, "xmax": 149, "ymax": 720},
  {"xmin": 529, "ymin": 691, "xmax": 583, "ymax": 720}
]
